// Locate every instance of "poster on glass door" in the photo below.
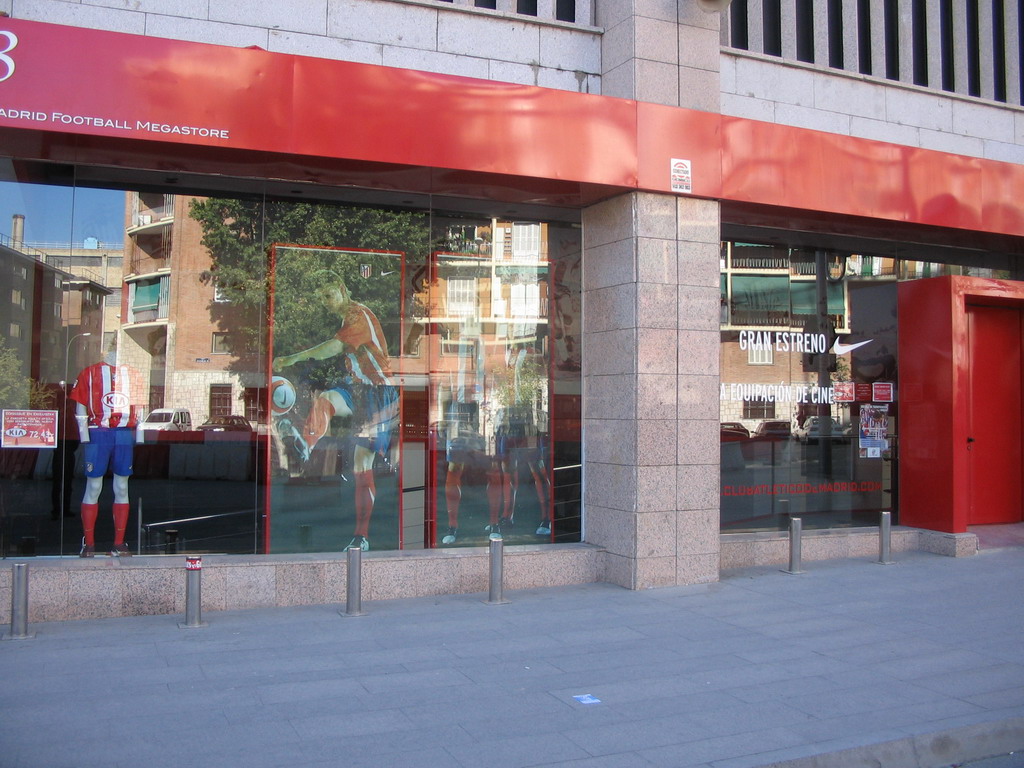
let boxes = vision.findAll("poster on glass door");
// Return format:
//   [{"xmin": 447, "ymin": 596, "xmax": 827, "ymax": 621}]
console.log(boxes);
[
  {"xmin": 268, "ymin": 244, "xmax": 404, "ymax": 553},
  {"xmin": 858, "ymin": 404, "xmax": 889, "ymax": 458}
]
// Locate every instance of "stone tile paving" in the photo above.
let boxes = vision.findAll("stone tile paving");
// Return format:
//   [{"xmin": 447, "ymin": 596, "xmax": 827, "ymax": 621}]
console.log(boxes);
[{"xmin": 0, "ymin": 548, "xmax": 1022, "ymax": 767}]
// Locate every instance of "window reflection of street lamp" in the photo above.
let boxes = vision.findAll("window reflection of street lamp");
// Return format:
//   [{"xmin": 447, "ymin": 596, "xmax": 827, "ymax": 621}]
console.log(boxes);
[
  {"xmin": 56, "ymin": 332, "xmax": 91, "ymax": 525},
  {"xmin": 63, "ymin": 332, "xmax": 92, "ymax": 386}
]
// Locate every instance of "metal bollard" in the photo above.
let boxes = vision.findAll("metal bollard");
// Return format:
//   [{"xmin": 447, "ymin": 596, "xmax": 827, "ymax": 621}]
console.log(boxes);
[
  {"xmin": 179, "ymin": 556, "xmax": 206, "ymax": 628},
  {"xmin": 877, "ymin": 510, "xmax": 895, "ymax": 565},
  {"xmin": 5, "ymin": 563, "xmax": 34, "ymax": 640},
  {"xmin": 342, "ymin": 546, "xmax": 366, "ymax": 617},
  {"xmin": 782, "ymin": 516, "xmax": 805, "ymax": 574},
  {"xmin": 485, "ymin": 537, "xmax": 510, "ymax": 605}
]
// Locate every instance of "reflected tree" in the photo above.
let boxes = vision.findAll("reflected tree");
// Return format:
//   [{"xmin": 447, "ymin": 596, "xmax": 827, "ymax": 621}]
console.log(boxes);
[{"xmin": 188, "ymin": 198, "xmax": 430, "ymax": 371}]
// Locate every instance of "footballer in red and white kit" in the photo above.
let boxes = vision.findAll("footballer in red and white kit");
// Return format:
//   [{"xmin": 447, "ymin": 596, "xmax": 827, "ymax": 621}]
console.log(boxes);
[
  {"xmin": 69, "ymin": 362, "xmax": 141, "ymax": 557},
  {"xmin": 273, "ymin": 270, "xmax": 398, "ymax": 553}
]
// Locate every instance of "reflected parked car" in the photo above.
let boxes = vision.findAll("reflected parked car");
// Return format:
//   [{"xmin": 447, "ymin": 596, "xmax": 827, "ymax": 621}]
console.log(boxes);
[
  {"xmin": 196, "ymin": 415, "xmax": 253, "ymax": 432},
  {"xmin": 720, "ymin": 422, "xmax": 750, "ymax": 440},
  {"xmin": 753, "ymin": 420, "xmax": 791, "ymax": 439},
  {"xmin": 793, "ymin": 416, "xmax": 847, "ymax": 443},
  {"xmin": 140, "ymin": 408, "xmax": 192, "ymax": 431}
]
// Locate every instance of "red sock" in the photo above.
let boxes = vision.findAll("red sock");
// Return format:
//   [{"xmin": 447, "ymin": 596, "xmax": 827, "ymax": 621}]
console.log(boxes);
[
  {"xmin": 532, "ymin": 470, "xmax": 549, "ymax": 520},
  {"xmin": 445, "ymin": 467, "xmax": 463, "ymax": 528},
  {"xmin": 112, "ymin": 503, "xmax": 130, "ymax": 545},
  {"xmin": 486, "ymin": 469, "xmax": 503, "ymax": 525},
  {"xmin": 354, "ymin": 469, "xmax": 375, "ymax": 537},
  {"xmin": 81, "ymin": 503, "xmax": 99, "ymax": 546}
]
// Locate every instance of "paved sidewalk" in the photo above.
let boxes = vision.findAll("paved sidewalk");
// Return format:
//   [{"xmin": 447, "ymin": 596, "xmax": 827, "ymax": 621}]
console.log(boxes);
[{"xmin": 1, "ymin": 548, "xmax": 1023, "ymax": 768}]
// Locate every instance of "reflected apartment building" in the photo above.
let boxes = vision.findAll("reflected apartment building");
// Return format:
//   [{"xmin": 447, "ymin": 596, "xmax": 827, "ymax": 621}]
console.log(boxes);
[
  {"xmin": 0, "ymin": 216, "xmax": 111, "ymax": 423},
  {"xmin": 120, "ymin": 192, "xmax": 265, "ymax": 425}
]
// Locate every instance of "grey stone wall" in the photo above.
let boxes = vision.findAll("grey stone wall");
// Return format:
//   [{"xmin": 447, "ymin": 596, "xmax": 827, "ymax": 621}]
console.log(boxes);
[
  {"xmin": 9, "ymin": 0, "xmax": 602, "ymax": 92},
  {"xmin": 0, "ymin": 543, "xmax": 604, "ymax": 622},
  {"xmin": 722, "ymin": 52, "xmax": 1024, "ymax": 166},
  {"xmin": 598, "ymin": 0, "xmax": 721, "ymax": 110}
]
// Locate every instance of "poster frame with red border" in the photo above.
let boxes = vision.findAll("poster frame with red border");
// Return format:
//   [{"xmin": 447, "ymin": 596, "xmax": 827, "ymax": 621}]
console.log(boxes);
[{"xmin": 265, "ymin": 243, "xmax": 406, "ymax": 553}]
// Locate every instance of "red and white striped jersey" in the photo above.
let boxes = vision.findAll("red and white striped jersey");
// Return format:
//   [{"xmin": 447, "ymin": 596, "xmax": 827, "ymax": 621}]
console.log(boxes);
[
  {"xmin": 69, "ymin": 363, "xmax": 140, "ymax": 429},
  {"xmin": 335, "ymin": 301, "xmax": 392, "ymax": 385}
]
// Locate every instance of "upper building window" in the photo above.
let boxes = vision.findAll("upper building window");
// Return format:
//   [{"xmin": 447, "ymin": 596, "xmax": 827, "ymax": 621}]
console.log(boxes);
[
  {"xmin": 748, "ymin": 345, "xmax": 773, "ymax": 365},
  {"xmin": 511, "ymin": 223, "xmax": 541, "ymax": 262},
  {"xmin": 212, "ymin": 332, "xmax": 231, "ymax": 354},
  {"xmin": 128, "ymin": 275, "xmax": 168, "ymax": 323},
  {"xmin": 725, "ymin": 0, "xmax": 1023, "ymax": 105},
  {"xmin": 510, "ymin": 282, "xmax": 540, "ymax": 318},
  {"xmin": 447, "ymin": 277, "xmax": 478, "ymax": 316}
]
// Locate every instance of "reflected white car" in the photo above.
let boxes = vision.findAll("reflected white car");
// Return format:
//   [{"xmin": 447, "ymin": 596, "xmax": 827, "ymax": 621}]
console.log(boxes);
[
  {"xmin": 793, "ymin": 416, "xmax": 848, "ymax": 444},
  {"xmin": 140, "ymin": 408, "xmax": 193, "ymax": 432}
]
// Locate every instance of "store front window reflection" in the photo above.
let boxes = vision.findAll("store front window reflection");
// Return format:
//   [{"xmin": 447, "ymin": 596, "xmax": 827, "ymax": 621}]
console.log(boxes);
[
  {"xmin": 428, "ymin": 221, "xmax": 555, "ymax": 547},
  {"xmin": 0, "ymin": 175, "xmax": 581, "ymax": 556},
  {"xmin": 719, "ymin": 242, "xmax": 897, "ymax": 532}
]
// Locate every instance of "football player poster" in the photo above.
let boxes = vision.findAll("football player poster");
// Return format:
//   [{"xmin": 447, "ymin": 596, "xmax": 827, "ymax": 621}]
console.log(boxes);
[{"xmin": 268, "ymin": 244, "xmax": 404, "ymax": 553}]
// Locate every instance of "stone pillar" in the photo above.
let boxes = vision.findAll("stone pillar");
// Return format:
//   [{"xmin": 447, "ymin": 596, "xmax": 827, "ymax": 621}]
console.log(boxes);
[
  {"xmin": 674, "ymin": 196, "xmax": 721, "ymax": 585},
  {"xmin": 582, "ymin": 193, "xmax": 720, "ymax": 588},
  {"xmin": 586, "ymin": 1, "xmax": 724, "ymax": 588},
  {"xmin": 598, "ymin": 0, "xmax": 722, "ymax": 111}
]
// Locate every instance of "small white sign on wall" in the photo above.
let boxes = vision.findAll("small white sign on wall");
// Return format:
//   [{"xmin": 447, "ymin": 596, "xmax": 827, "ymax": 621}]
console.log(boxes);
[{"xmin": 670, "ymin": 158, "xmax": 692, "ymax": 194}]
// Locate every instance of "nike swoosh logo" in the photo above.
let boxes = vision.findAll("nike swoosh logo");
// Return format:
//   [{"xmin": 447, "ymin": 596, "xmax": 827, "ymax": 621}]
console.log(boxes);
[
  {"xmin": 380, "ymin": 270, "xmax": 396, "ymax": 277},
  {"xmin": 831, "ymin": 338, "xmax": 874, "ymax": 355}
]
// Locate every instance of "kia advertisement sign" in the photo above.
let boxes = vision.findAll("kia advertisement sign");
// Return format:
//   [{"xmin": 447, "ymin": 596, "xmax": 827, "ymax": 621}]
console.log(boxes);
[{"xmin": 1, "ymin": 409, "xmax": 57, "ymax": 448}]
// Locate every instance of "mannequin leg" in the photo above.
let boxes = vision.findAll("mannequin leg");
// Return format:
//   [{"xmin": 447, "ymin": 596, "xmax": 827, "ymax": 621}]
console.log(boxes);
[
  {"xmin": 110, "ymin": 475, "xmax": 131, "ymax": 552},
  {"xmin": 79, "ymin": 476, "xmax": 104, "ymax": 556},
  {"xmin": 529, "ymin": 460, "xmax": 552, "ymax": 535},
  {"xmin": 442, "ymin": 462, "xmax": 463, "ymax": 544},
  {"xmin": 346, "ymin": 444, "xmax": 376, "ymax": 550}
]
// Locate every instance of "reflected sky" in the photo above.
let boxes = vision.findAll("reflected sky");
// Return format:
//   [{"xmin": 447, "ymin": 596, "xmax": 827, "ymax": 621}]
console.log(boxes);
[{"xmin": 0, "ymin": 182, "xmax": 124, "ymax": 246}]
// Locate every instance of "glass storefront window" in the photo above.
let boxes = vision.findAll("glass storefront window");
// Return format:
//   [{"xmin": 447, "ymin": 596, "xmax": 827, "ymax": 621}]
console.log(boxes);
[
  {"xmin": 719, "ymin": 233, "xmax": 1021, "ymax": 535},
  {"xmin": 427, "ymin": 216, "xmax": 554, "ymax": 548},
  {"xmin": 0, "ymin": 165, "xmax": 581, "ymax": 557},
  {"xmin": 720, "ymin": 242, "xmax": 897, "ymax": 532}
]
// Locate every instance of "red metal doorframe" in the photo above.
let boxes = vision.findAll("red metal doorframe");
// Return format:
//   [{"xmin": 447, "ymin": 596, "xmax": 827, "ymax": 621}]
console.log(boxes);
[{"xmin": 898, "ymin": 276, "xmax": 1024, "ymax": 533}]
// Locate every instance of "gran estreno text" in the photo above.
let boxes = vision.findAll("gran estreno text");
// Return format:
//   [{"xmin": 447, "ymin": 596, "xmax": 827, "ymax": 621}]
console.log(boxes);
[{"xmin": 738, "ymin": 331, "xmax": 829, "ymax": 354}]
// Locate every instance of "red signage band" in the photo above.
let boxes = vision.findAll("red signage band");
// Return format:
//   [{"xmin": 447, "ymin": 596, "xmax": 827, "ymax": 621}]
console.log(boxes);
[{"xmin": 1, "ymin": 19, "xmax": 1023, "ymax": 238}]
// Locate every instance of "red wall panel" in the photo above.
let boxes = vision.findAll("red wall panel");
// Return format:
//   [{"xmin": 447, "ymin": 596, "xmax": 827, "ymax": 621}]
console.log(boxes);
[
  {"xmin": 899, "ymin": 277, "xmax": 1024, "ymax": 533},
  {"xmin": 898, "ymin": 277, "xmax": 961, "ymax": 532}
]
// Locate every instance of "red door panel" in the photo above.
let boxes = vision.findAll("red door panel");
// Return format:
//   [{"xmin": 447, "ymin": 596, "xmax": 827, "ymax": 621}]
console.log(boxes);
[{"xmin": 967, "ymin": 304, "xmax": 1023, "ymax": 525}]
